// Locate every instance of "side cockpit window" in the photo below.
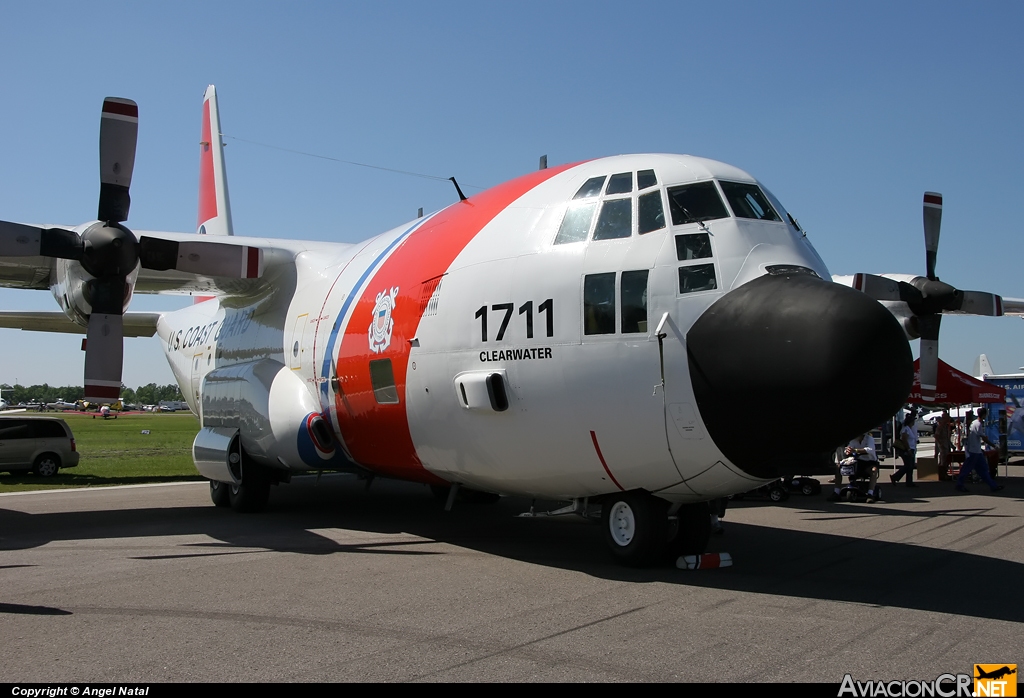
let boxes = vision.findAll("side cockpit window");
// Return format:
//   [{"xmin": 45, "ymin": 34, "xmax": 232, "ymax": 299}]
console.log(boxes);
[
  {"xmin": 675, "ymin": 233, "xmax": 712, "ymax": 261},
  {"xmin": 583, "ymin": 273, "xmax": 616, "ymax": 335},
  {"xmin": 676, "ymin": 232, "xmax": 717, "ymax": 295},
  {"xmin": 583, "ymin": 270, "xmax": 650, "ymax": 336},
  {"xmin": 719, "ymin": 181, "xmax": 781, "ymax": 222},
  {"xmin": 620, "ymin": 270, "xmax": 649, "ymax": 333},
  {"xmin": 678, "ymin": 264, "xmax": 717, "ymax": 294}
]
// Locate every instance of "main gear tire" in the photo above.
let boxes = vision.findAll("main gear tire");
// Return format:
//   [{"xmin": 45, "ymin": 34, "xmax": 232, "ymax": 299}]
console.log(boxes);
[
  {"xmin": 228, "ymin": 462, "xmax": 271, "ymax": 513},
  {"xmin": 210, "ymin": 479, "xmax": 231, "ymax": 508}
]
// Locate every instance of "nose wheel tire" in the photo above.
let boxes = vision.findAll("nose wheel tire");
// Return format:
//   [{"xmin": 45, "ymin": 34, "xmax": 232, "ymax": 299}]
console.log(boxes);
[
  {"xmin": 602, "ymin": 491, "xmax": 668, "ymax": 567},
  {"xmin": 209, "ymin": 479, "xmax": 231, "ymax": 508}
]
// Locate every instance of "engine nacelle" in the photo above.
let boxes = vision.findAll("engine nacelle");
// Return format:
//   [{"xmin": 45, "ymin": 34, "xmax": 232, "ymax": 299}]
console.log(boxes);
[
  {"xmin": 198, "ymin": 358, "xmax": 354, "ymax": 478},
  {"xmin": 50, "ymin": 255, "xmax": 138, "ymax": 326}
]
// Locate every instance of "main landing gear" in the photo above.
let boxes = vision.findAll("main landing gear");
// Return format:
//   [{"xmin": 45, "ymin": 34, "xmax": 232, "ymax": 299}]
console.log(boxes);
[
  {"xmin": 208, "ymin": 460, "xmax": 277, "ymax": 513},
  {"xmin": 602, "ymin": 491, "xmax": 710, "ymax": 567}
]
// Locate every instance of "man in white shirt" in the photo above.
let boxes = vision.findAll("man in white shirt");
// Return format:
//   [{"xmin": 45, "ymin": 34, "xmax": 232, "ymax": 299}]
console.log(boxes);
[
  {"xmin": 956, "ymin": 408, "xmax": 1003, "ymax": 493},
  {"xmin": 828, "ymin": 431, "xmax": 882, "ymax": 503},
  {"xmin": 891, "ymin": 414, "xmax": 919, "ymax": 486}
]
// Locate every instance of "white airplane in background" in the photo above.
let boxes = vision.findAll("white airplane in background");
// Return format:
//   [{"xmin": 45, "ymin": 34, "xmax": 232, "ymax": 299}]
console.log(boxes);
[{"xmin": 0, "ymin": 87, "xmax": 1020, "ymax": 566}]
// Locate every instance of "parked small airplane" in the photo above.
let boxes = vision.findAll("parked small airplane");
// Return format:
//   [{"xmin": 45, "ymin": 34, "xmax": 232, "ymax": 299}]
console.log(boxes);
[{"xmin": 0, "ymin": 87, "xmax": 1019, "ymax": 564}]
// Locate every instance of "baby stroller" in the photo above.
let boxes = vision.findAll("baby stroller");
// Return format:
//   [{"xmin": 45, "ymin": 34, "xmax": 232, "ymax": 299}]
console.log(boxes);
[{"xmin": 837, "ymin": 457, "xmax": 881, "ymax": 502}]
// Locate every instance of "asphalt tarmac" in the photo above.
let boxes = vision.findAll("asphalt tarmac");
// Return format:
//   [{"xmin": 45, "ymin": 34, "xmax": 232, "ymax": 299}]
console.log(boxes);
[{"xmin": 0, "ymin": 467, "xmax": 1021, "ymax": 683}]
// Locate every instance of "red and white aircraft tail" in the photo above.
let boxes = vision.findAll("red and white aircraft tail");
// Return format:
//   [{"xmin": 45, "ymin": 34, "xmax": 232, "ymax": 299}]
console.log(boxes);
[{"xmin": 197, "ymin": 85, "xmax": 234, "ymax": 237}]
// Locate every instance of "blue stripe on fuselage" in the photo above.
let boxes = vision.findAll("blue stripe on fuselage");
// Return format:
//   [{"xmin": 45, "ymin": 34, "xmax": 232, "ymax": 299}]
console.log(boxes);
[{"xmin": 317, "ymin": 216, "xmax": 433, "ymax": 409}]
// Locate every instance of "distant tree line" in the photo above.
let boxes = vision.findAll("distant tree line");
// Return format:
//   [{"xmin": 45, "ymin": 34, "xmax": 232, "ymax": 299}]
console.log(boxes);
[{"xmin": 0, "ymin": 383, "xmax": 183, "ymax": 406}]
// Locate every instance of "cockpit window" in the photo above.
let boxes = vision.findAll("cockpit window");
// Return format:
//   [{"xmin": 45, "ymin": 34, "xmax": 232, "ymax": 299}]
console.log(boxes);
[
  {"xmin": 675, "ymin": 233, "xmax": 712, "ymax": 261},
  {"xmin": 621, "ymin": 270, "xmax": 649, "ymax": 333},
  {"xmin": 678, "ymin": 264, "xmax": 717, "ymax": 294},
  {"xmin": 637, "ymin": 169, "xmax": 657, "ymax": 190},
  {"xmin": 667, "ymin": 182, "xmax": 728, "ymax": 225},
  {"xmin": 593, "ymin": 199, "xmax": 632, "ymax": 240},
  {"xmin": 584, "ymin": 273, "xmax": 616, "ymax": 335},
  {"xmin": 638, "ymin": 190, "xmax": 665, "ymax": 234},
  {"xmin": 605, "ymin": 172, "xmax": 632, "ymax": 195},
  {"xmin": 574, "ymin": 176, "xmax": 606, "ymax": 199},
  {"xmin": 554, "ymin": 202, "xmax": 597, "ymax": 244},
  {"xmin": 719, "ymin": 181, "xmax": 782, "ymax": 222}
]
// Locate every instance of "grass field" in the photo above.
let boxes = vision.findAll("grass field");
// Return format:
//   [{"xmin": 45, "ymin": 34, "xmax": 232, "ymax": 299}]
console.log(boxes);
[{"xmin": 0, "ymin": 412, "xmax": 203, "ymax": 492}]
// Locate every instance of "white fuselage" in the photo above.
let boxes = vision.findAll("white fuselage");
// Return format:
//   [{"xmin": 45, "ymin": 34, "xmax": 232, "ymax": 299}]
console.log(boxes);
[{"xmin": 158, "ymin": 154, "xmax": 832, "ymax": 502}]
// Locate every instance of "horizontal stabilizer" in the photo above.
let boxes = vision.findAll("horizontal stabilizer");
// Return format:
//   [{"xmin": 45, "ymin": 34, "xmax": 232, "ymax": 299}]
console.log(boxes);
[{"xmin": 0, "ymin": 311, "xmax": 159, "ymax": 337}]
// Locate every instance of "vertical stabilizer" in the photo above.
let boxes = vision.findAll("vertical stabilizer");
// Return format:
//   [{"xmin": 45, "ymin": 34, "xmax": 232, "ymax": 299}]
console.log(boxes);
[
  {"xmin": 197, "ymin": 85, "xmax": 234, "ymax": 236},
  {"xmin": 974, "ymin": 353, "xmax": 994, "ymax": 378}
]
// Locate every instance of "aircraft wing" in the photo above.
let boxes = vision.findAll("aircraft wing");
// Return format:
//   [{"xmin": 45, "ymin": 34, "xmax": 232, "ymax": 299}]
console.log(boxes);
[
  {"xmin": 0, "ymin": 223, "xmax": 72, "ymax": 290},
  {"xmin": 0, "ymin": 311, "xmax": 160, "ymax": 337},
  {"xmin": 0, "ymin": 226, "xmax": 303, "ymax": 296},
  {"xmin": 1001, "ymin": 297, "xmax": 1024, "ymax": 317}
]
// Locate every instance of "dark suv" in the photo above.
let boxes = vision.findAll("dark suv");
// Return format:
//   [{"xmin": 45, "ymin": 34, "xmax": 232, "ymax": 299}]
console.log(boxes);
[{"xmin": 0, "ymin": 416, "xmax": 80, "ymax": 476}]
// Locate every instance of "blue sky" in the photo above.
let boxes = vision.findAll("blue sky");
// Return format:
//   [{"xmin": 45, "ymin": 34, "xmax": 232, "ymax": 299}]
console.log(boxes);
[{"xmin": 1, "ymin": 1, "xmax": 1022, "ymax": 388}]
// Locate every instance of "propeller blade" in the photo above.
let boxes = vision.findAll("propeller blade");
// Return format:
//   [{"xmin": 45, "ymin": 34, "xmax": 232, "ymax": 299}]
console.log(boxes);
[
  {"xmin": 917, "ymin": 314, "xmax": 941, "ymax": 402},
  {"xmin": 97, "ymin": 98, "xmax": 138, "ymax": 223},
  {"xmin": 138, "ymin": 237, "xmax": 263, "ymax": 278},
  {"xmin": 923, "ymin": 192, "xmax": 942, "ymax": 280},
  {"xmin": 0, "ymin": 222, "xmax": 84, "ymax": 259},
  {"xmin": 852, "ymin": 273, "xmax": 902, "ymax": 301},
  {"xmin": 954, "ymin": 291, "xmax": 1003, "ymax": 317},
  {"xmin": 83, "ymin": 313, "xmax": 123, "ymax": 403}
]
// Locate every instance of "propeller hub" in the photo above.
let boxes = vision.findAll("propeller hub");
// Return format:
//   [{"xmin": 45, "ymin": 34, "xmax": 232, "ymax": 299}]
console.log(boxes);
[
  {"xmin": 80, "ymin": 221, "xmax": 139, "ymax": 278},
  {"xmin": 909, "ymin": 277, "xmax": 962, "ymax": 315}
]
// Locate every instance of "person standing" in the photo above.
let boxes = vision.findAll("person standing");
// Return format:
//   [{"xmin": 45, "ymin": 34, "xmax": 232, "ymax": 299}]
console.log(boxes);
[
  {"xmin": 956, "ymin": 407, "xmax": 1004, "ymax": 493},
  {"xmin": 935, "ymin": 409, "xmax": 952, "ymax": 479},
  {"xmin": 891, "ymin": 414, "xmax": 918, "ymax": 486}
]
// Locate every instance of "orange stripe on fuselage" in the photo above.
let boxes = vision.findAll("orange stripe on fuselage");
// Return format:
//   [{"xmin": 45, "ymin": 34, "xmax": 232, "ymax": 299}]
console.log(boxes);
[{"xmin": 332, "ymin": 163, "xmax": 577, "ymax": 482}]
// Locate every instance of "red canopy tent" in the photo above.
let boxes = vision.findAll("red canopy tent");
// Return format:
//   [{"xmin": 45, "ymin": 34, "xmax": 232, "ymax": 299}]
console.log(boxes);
[{"xmin": 907, "ymin": 359, "xmax": 1006, "ymax": 404}]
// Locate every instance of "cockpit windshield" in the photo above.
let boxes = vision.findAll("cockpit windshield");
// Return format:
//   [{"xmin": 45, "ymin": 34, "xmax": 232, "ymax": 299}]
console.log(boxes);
[
  {"xmin": 719, "ymin": 181, "xmax": 781, "ymax": 222},
  {"xmin": 667, "ymin": 182, "xmax": 728, "ymax": 225}
]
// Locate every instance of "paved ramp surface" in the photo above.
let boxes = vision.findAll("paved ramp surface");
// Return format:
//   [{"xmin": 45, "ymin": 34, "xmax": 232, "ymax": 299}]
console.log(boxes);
[{"xmin": 0, "ymin": 473, "xmax": 1021, "ymax": 682}]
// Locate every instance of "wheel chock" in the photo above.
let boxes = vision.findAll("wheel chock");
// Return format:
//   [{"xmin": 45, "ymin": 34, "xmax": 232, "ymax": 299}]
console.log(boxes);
[{"xmin": 677, "ymin": 552, "xmax": 732, "ymax": 570}]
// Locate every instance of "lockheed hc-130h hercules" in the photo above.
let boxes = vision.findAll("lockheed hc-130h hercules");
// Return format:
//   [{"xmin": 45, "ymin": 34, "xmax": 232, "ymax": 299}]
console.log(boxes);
[{"xmin": 1, "ymin": 87, "xmax": 1020, "ymax": 566}]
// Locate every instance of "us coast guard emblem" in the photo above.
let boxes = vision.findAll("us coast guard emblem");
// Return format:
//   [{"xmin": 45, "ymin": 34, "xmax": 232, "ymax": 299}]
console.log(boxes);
[{"xmin": 369, "ymin": 286, "xmax": 399, "ymax": 354}]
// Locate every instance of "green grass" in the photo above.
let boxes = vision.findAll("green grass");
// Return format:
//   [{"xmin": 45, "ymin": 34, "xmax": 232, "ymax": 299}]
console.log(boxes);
[{"xmin": 0, "ymin": 412, "xmax": 203, "ymax": 492}]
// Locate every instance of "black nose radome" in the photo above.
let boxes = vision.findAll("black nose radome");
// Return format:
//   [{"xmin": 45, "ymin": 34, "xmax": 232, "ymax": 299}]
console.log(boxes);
[{"xmin": 687, "ymin": 272, "xmax": 913, "ymax": 479}]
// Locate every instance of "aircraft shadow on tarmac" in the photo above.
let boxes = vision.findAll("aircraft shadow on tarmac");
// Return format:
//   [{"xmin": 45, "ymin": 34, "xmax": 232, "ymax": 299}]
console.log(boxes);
[{"xmin": 1, "ymin": 476, "xmax": 1022, "ymax": 624}]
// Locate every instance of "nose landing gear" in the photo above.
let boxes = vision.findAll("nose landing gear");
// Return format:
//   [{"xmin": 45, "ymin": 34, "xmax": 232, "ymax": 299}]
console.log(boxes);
[{"xmin": 601, "ymin": 491, "xmax": 711, "ymax": 567}]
